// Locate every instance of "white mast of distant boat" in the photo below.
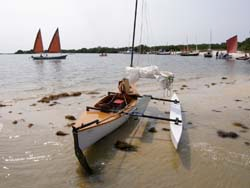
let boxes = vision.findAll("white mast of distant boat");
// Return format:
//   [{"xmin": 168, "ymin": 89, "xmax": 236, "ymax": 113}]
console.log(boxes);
[{"xmin": 209, "ymin": 30, "xmax": 212, "ymax": 50}]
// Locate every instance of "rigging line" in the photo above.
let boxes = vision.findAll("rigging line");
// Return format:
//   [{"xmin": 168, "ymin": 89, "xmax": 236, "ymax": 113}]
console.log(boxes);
[
  {"xmin": 130, "ymin": 0, "xmax": 138, "ymax": 67},
  {"xmin": 139, "ymin": 0, "xmax": 144, "ymax": 46},
  {"xmin": 144, "ymin": 0, "xmax": 152, "ymax": 65},
  {"xmin": 137, "ymin": 0, "xmax": 145, "ymax": 66}
]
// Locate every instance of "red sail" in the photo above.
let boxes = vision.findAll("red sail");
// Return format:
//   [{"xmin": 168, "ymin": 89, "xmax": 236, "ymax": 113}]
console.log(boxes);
[
  {"xmin": 48, "ymin": 28, "xmax": 61, "ymax": 53},
  {"xmin": 33, "ymin": 29, "xmax": 44, "ymax": 53},
  {"xmin": 226, "ymin": 35, "xmax": 238, "ymax": 53}
]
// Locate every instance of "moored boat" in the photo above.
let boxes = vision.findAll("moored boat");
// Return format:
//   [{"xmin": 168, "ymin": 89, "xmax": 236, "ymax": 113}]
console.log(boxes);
[
  {"xmin": 204, "ymin": 30, "xmax": 213, "ymax": 58},
  {"xmin": 204, "ymin": 50, "xmax": 213, "ymax": 58},
  {"xmin": 180, "ymin": 51, "xmax": 199, "ymax": 56},
  {"xmin": 236, "ymin": 54, "xmax": 250, "ymax": 60},
  {"xmin": 156, "ymin": 51, "xmax": 171, "ymax": 55},
  {"xmin": 218, "ymin": 35, "xmax": 237, "ymax": 60}
]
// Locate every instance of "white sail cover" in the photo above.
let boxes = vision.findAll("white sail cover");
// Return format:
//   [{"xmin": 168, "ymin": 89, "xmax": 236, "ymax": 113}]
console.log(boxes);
[{"xmin": 125, "ymin": 65, "xmax": 174, "ymax": 90}]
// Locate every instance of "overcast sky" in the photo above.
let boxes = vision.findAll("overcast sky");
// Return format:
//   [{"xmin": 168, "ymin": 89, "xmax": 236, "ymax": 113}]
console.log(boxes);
[{"xmin": 0, "ymin": 0, "xmax": 249, "ymax": 53}]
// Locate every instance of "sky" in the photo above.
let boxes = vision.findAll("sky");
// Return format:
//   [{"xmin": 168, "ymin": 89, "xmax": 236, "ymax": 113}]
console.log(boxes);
[{"xmin": 0, "ymin": 0, "xmax": 249, "ymax": 53}]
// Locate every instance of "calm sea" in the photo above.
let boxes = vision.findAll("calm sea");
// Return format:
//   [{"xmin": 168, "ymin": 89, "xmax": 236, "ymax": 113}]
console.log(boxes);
[{"xmin": 0, "ymin": 53, "xmax": 249, "ymax": 187}]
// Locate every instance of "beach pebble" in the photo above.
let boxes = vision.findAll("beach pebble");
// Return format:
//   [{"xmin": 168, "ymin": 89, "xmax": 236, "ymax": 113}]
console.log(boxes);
[
  {"xmin": 0, "ymin": 104, "xmax": 7, "ymax": 107},
  {"xmin": 205, "ymin": 84, "xmax": 210, "ymax": 88},
  {"xmin": 30, "ymin": 103, "xmax": 37, "ymax": 106},
  {"xmin": 148, "ymin": 127, "xmax": 157, "ymax": 133},
  {"xmin": 244, "ymin": 142, "xmax": 250, "ymax": 146},
  {"xmin": 239, "ymin": 130, "xmax": 247, "ymax": 133},
  {"xmin": 217, "ymin": 130, "xmax": 239, "ymax": 139},
  {"xmin": 187, "ymin": 122, "xmax": 192, "ymax": 125},
  {"xmin": 28, "ymin": 123, "xmax": 34, "ymax": 128},
  {"xmin": 232, "ymin": 122, "xmax": 249, "ymax": 129},
  {"xmin": 65, "ymin": 115, "xmax": 76, "ymax": 120},
  {"xmin": 56, "ymin": 131, "xmax": 69, "ymax": 136},
  {"xmin": 71, "ymin": 92, "xmax": 82, "ymax": 96},
  {"xmin": 221, "ymin": 77, "xmax": 228, "ymax": 80},
  {"xmin": 114, "ymin": 140, "xmax": 137, "ymax": 151},
  {"xmin": 212, "ymin": 109, "xmax": 222, "ymax": 113},
  {"xmin": 86, "ymin": 91, "xmax": 100, "ymax": 95},
  {"xmin": 12, "ymin": 120, "xmax": 18, "ymax": 124},
  {"xmin": 211, "ymin": 83, "xmax": 216, "ymax": 86},
  {"xmin": 162, "ymin": 128, "xmax": 170, "ymax": 132},
  {"xmin": 8, "ymin": 111, "xmax": 12, "ymax": 114},
  {"xmin": 235, "ymin": 99, "xmax": 242, "ymax": 102}
]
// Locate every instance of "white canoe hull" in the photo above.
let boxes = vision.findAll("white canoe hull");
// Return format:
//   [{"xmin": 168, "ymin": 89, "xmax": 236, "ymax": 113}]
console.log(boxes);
[
  {"xmin": 77, "ymin": 114, "xmax": 130, "ymax": 150},
  {"xmin": 170, "ymin": 93, "xmax": 183, "ymax": 149},
  {"xmin": 74, "ymin": 95, "xmax": 151, "ymax": 152}
]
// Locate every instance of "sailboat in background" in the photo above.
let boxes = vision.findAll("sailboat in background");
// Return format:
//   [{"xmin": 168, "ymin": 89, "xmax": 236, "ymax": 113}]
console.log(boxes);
[
  {"xmin": 31, "ymin": 28, "xmax": 67, "ymax": 60},
  {"xmin": 218, "ymin": 35, "xmax": 237, "ymax": 59},
  {"xmin": 180, "ymin": 37, "xmax": 199, "ymax": 56},
  {"xmin": 204, "ymin": 30, "xmax": 213, "ymax": 58}
]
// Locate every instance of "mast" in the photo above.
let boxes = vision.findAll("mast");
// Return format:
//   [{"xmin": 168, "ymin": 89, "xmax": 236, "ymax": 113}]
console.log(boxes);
[
  {"xmin": 186, "ymin": 35, "xmax": 188, "ymax": 51},
  {"xmin": 209, "ymin": 30, "xmax": 212, "ymax": 50},
  {"xmin": 130, "ymin": 0, "xmax": 138, "ymax": 67},
  {"xmin": 195, "ymin": 36, "xmax": 198, "ymax": 51}
]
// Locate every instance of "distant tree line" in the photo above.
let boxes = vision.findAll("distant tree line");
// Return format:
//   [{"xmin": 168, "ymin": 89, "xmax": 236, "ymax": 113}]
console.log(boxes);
[{"xmin": 15, "ymin": 37, "xmax": 250, "ymax": 54}]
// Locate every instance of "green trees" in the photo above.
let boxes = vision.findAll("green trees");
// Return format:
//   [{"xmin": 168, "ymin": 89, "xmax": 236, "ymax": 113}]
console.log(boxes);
[
  {"xmin": 14, "ymin": 37, "xmax": 249, "ymax": 54},
  {"xmin": 238, "ymin": 38, "xmax": 250, "ymax": 52}
]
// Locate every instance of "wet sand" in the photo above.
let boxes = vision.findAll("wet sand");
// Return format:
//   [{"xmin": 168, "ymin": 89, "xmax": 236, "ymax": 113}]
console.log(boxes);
[{"xmin": 0, "ymin": 72, "xmax": 249, "ymax": 187}]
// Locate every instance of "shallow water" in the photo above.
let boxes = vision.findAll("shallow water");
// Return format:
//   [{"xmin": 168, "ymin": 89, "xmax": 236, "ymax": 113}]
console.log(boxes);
[{"xmin": 0, "ymin": 54, "xmax": 249, "ymax": 187}]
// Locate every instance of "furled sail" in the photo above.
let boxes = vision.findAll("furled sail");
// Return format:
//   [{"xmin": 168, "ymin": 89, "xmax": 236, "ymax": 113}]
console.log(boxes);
[
  {"xmin": 33, "ymin": 29, "xmax": 44, "ymax": 53},
  {"xmin": 48, "ymin": 28, "xmax": 61, "ymax": 53},
  {"xmin": 226, "ymin": 35, "xmax": 238, "ymax": 53},
  {"xmin": 125, "ymin": 65, "xmax": 174, "ymax": 92}
]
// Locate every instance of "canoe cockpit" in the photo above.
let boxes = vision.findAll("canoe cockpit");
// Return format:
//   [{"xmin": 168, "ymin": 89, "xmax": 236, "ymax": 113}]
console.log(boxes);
[{"xmin": 93, "ymin": 78, "xmax": 138, "ymax": 113}]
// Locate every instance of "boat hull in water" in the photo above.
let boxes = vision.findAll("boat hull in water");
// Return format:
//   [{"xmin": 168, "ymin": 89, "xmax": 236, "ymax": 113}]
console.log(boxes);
[
  {"xmin": 236, "ymin": 56, "xmax": 250, "ymax": 60},
  {"xmin": 170, "ymin": 93, "xmax": 183, "ymax": 149},
  {"xmin": 180, "ymin": 52, "xmax": 199, "ymax": 56},
  {"xmin": 72, "ymin": 94, "xmax": 151, "ymax": 152},
  {"xmin": 204, "ymin": 50, "xmax": 213, "ymax": 58},
  {"xmin": 31, "ymin": 55, "xmax": 67, "ymax": 60}
]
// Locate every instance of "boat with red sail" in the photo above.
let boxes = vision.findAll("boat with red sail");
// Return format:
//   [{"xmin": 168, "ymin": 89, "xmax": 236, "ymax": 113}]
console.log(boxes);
[
  {"xmin": 31, "ymin": 28, "xmax": 67, "ymax": 60},
  {"xmin": 218, "ymin": 35, "xmax": 237, "ymax": 60}
]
